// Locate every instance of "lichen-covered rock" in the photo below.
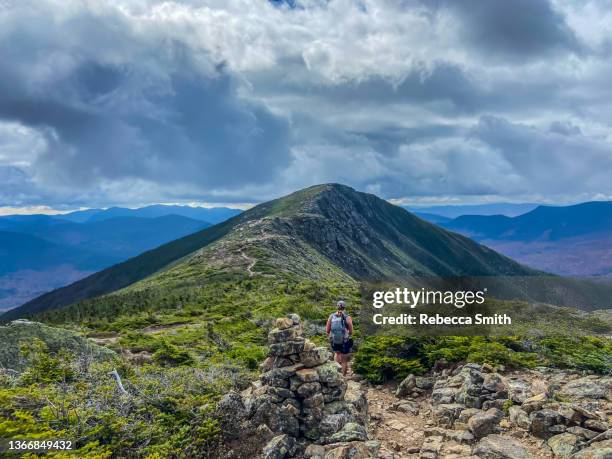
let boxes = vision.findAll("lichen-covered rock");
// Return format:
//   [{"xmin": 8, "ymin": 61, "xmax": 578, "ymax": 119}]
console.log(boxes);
[
  {"xmin": 269, "ymin": 326, "xmax": 302, "ymax": 343},
  {"xmin": 560, "ymin": 377, "xmax": 609, "ymax": 400},
  {"xmin": 508, "ymin": 406, "xmax": 531, "ymax": 430},
  {"xmin": 547, "ymin": 433, "xmax": 578, "ymax": 458},
  {"xmin": 327, "ymin": 422, "xmax": 368, "ymax": 443},
  {"xmin": 432, "ymin": 403, "xmax": 464, "ymax": 428},
  {"xmin": 261, "ymin": 434, "xmax": 296, "ymax": 459},
  {"xmin": 572, "ymin": 438, "xmax": 612, "ymax": 459},
  {"xmin": 316, "ymin": 362, "xmax": 343, "ymax": 387},
  {"xmin": 269, "ymin": 339, "xmax": 306, "ymax": 356},
  {"xmin": 320, "ymin": 413, "xmax": 351, "ymax": 437},
  {"xmin": 473, "ymin": 434, "xmax": 532, "ymax": 459},
  {"xmin": 300, "ymin": 348, "xmax": 331, "ymax": 367}
]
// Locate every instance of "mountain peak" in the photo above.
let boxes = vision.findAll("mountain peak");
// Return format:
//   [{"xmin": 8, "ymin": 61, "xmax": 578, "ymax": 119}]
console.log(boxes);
[{"xmin": 5, "ymin": 183, "xmax": 535, "ymax": 319}]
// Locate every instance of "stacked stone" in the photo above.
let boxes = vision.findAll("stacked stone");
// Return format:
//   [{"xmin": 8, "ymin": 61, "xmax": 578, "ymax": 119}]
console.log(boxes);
[{"xmin": 240, "ymin": 314, "xmax": 371, "ymax": 458}]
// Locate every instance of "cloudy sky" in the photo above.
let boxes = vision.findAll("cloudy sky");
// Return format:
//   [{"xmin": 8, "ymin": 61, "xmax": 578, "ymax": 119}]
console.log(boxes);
[{"xmin": 1, "ymin": 0, "xmax": 612, "ymax": 212}]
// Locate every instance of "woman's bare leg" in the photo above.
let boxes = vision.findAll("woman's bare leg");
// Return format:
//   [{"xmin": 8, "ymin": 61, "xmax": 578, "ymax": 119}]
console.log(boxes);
[{"xmin": 340, "ymin": 354, "xmax": 349, "ymax": 376}]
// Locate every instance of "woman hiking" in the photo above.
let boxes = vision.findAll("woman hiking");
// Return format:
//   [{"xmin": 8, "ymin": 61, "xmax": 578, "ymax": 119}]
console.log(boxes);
[{"xmin": 326, "ymin": 300, "xmax": 354, "ymax": 376}]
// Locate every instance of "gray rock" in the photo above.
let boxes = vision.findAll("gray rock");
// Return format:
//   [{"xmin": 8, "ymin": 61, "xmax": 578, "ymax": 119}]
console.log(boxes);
[
  {"xmin": 572, "ymin": 438, "xmax": 612, "ymax": 459},
  {"xmin": 320, "ymin": 414, "xmax": 350, "ymax": 436},
  {"xmin": 269, "ymin": 339, "xmax": 306, "ymax": 356},
  {"xmin": 585, "ymin": 419, "xmax": 608, "ymax": 433},
  {"xmin": 560, "ymin": 378, "xmax": 607, "ymax": 399},
  {"xmin": 530, "ymin": 409, "xmax": 563, "ymax": 438},
  {"xmin": 473, "ymin": 434, "xmax": 533, "ymax": 459},
  {"xmin": 261, "ymin": 434, "xmax": 296, "ymax": 459},
  {"xmin": 567, "ymin": 426, "xmax": 600, "ymax": 441},
  {"xmin": 297, "ymin": 382, "xmax": 322, "ymax": 398},
  {"xmin": 432, "ymin": 403, "xmax": 464, "ymax": 428},
  {"xmin": 468, "ymin": 408, "xmax": 504, "ymax": 439},
  {"xmin": 483, "ymin": 373, "xmax": 506, "ymax": 393},
  {"xmin": 395, "ymin": 374, "xmax": 416, "ymax": 397},
  {"xmin": 300, "ymin": 347, "xmax": 331, "ymax": 367},
  {"xmin": 431, "ymin": 387, "xmax": 458, "ymax": 405},
  {"xmin": 304, "ymin": 444, "xmax": 325, "ymax": 458},
  {"xmin": 268, "ymin": 326, "xmax": 301, "ymax": 343},
  {"xmin": 324, "ymin": 441, "xmax": 370, "ymax": 459},
  {"xmin": 287, "ymin": 313, "xmax": 301, "ymax": 325},
  {"xmin": 547, "ymin": 433, "xmax": 578, "ymax": 458},
  {"xmin": 507, "ymin": 379, "xmax": 532, "ymax": 404},
  {"xmin": 303, "ymin": 393, "xmax": 325, "ymax": 408},
  {"xmin": 415, "ymin": 376, "xmax": 435, "ymax": 390},
  {"xmin": 316, "ymin": 362, "xmax": 343, "ymax": 387},
  {"xmin": 327, "ymin": 422, "xmax": 368, "ymax": 443},
  {"xmin": 322, "ymin": 384, "xmax": 347, "ymax": 403},
  {"xmin": 508, "ymin": 406, "xmax": 531, "ymax": 430}
]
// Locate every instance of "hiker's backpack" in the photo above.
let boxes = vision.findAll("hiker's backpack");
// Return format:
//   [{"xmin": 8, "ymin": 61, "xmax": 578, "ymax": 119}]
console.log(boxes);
[{"xmin": 329, "ymin": 312, "xmax": 348, "ymax": 345}]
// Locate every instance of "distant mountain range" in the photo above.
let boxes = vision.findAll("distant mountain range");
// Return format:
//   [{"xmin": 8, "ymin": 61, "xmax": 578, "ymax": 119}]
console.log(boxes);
[
  {"xmin": 408, "ymin": 203, "xmax": 538, "ymax": 219},
  {"xmin": 5, "ymin": 184, "xmax": 611, "ymax": 321},
  {"xmin": 0, "ymin": 205, "xmax": 242, "ymax": 311},
  {"xmin": 59, "ymin": 204, "xmax": 241, "ymax": 224},
  {"xmin": 438, "ymin": 201, "xmax": 612, "ymax": 276}
]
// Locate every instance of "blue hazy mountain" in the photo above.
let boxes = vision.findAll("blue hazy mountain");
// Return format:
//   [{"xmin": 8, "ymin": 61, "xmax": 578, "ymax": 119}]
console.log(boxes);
[
  {"xmin": 414, "ymin": 212, "xmax": 452, "ymax": 225},
  {"xmin": 441, "ymin": 201, "xmax": 612, "ymax": 276},
  {"xmin": 0, "ymin": 205, "xmax": 242, "ymax": 310},
  {"xmin": 408, "ymin": 203, "xmax": 538, "ymax": 219},
  {"xmin": 61, "ymin": 204, "xmax": 241, "ymax": 224}
]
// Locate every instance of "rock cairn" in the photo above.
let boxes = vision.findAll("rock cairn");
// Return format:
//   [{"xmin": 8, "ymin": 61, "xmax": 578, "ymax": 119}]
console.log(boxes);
[
  {"xmin": 392, "ymin": 362, "xmax": 612, "ymax": 458},
  {"xmin": 236, "ymin": 314, "xmax": 376, "ymax": 459}
]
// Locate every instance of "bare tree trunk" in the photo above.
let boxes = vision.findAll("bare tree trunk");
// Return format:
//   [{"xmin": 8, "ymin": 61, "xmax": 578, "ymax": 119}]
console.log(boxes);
[{"xmin": 109, "ymin": 369, "xmax": 128, "ymax": 395}]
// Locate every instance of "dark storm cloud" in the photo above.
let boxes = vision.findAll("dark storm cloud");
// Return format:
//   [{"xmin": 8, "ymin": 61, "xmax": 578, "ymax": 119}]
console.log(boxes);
[
  {"xmin": 429, "ymin": 0, "xmax": 582, "ymax": 59},
  {"xmin": 0, "ymin": 2, "xmax": 291, "ymax": 205},
  {"xmin": 0, "ymin": 0, "xmax": 611, "ymax": 208}
]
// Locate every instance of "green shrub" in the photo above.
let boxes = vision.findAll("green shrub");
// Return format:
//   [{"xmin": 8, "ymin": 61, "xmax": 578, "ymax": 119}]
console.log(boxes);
[
  {"xmin": 152, "ymin": 340, "xmax": 194, "ymax": 366},
  {"xmin": 353, "ymin": 336, "xmax": 424, "ymax": 383},
  {"xmin": 19, "ymin": 339, "xmax": 75, "ymax": 385}
]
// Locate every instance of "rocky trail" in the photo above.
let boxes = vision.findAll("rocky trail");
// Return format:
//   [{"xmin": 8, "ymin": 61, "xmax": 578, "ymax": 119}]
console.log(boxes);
[
  {"xmin": 362, "ymin": 364, "xmax": 612, "ymax": 459},
  {"xmin": 240, "ymin": 249, "xmax": 258, "ymax": 277},
  {"xmin": 214, "ymin": 314, "xmax": 612, "ymax": 458}
]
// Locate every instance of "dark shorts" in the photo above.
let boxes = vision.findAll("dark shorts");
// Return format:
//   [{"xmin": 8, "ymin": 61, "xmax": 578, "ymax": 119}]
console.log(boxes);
[{"xmin": 331, "ymin": 340, "xmax": 352, "ymax": 354}]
